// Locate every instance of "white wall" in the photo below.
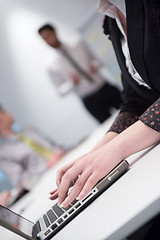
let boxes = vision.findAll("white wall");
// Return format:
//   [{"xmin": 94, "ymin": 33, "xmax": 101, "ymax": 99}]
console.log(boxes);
[{"xmin": 0, "ymin": 0, "xmax": 110, "ymax": 149}]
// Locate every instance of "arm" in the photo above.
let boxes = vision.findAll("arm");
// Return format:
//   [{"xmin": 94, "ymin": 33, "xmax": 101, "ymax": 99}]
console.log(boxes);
[
  {"xmin": 47, "ymin": 68, "xmax": 74, "ymax": 96},
  {"xmin": 92, "ymin": 131, "xmax": 118, "ymax": 150},
  {"xmin": 92, "ymin": 111, "xmax": 139, "ymax": 150},
  {"xmin": 50, "ymin": 119, "xmax": 160, "ymax": 208},
  {"xmin": 76, "ymin": 39, "xmax": 102, "ymax": 73}
]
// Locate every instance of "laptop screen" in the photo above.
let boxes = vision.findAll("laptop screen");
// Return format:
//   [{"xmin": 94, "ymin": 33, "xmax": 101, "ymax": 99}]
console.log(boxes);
[{"xmin": 0, "ymin": 205, "xmax": 34, "ymax": 239}]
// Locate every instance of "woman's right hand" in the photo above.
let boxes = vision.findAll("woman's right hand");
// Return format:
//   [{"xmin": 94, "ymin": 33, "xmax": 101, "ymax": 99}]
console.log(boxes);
[
  {"xmin": 49, "ymin": 132, "xmax": 119, "ymax": 204},
  {"xmin": 49, "ymin": 141, "xmax": 124, "ymax": 208}
]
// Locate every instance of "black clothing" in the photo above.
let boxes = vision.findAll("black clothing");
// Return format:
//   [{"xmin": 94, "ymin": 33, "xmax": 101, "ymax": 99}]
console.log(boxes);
[
  {"xmin": 82, "ymin": 82, "xmax": 121, "ymax": 123},
  {"xmin": 103, "ymin": 0, "xmax": 160, "ymax": 133}
]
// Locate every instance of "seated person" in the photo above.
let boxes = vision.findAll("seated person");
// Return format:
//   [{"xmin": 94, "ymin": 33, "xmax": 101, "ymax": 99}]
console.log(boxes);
[{"xmin": 0, "ymin": 105, "xmax": 65, "ymax": 206}]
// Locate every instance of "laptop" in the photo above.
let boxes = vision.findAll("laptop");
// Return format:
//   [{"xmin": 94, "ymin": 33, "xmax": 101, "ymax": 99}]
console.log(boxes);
[{"xmin": 0, "ymin": 160, "xmax": 129, "ymax": 240}]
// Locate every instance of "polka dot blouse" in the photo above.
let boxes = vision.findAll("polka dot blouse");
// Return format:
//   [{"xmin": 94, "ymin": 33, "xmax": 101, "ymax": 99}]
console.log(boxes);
[
  {"xmin": 139, "ymin": 98, "xmax": 160, "ymax": 132},
  {"xmin": 108, "ymin": 98, "xmax": 160, "ymax": 134}
]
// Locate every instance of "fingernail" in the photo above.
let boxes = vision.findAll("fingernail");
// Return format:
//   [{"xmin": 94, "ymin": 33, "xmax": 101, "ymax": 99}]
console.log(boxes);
[
  {"xmin": 60, "ymin": 203, "xmax": 64, "ymax": 208},
  {"xmin": 60, "ymin": 200, "xmax": 68, "ymax": 208},
  {"xmin": 58, "ymin": 202, "xmax": 62, "ymax": 206},
  {"xmin": 60, "ymin": 201, "xmax": 65, "ymax": 208},
  {"xmin": 77, "ymin": 194, "xmax": 83, "ymax": 200}
]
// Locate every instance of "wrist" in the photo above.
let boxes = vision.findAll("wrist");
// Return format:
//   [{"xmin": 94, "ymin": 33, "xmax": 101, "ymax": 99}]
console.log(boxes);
[
  {"xmin": 108, "ymin": 120, "xmax": 160, "ymax": 161},
  {"xmin": 107, "ymin": 133, "xmax": 128, "ymax": 162},
  {"xmin": 93, "ymin": 131, "xmax": 118, "ymax": 151}
]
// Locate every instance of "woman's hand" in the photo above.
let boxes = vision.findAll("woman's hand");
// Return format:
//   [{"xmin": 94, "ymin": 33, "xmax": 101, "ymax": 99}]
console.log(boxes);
[
  {"xmin": 49, "ymin": 142, "xmax": 123, "ymax": 208},
  {"xmin": 49, "ymin": 132, "xmax": 119, "ymax": 202}
]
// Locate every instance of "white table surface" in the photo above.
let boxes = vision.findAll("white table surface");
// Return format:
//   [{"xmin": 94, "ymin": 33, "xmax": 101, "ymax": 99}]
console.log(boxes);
[{"xmin": 1, "ymin": 114, "xmax": 160, "ymax": 240}]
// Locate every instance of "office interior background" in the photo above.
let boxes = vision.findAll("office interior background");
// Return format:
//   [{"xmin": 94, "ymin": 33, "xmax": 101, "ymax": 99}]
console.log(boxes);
[{"xmin": 0, "ymin": 0, "xmax": 121, "ymax": 149}]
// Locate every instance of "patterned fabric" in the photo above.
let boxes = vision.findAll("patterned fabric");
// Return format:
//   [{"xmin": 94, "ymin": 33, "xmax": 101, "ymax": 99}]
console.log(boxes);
[
  {"xmin": 108, "ymin": 98, "xmax": 160, "ymax": 134},
  {"xmin": 139, "ymin": 98, "xmax": 160, "ymax": 132},
  {"xmin": 108, "ymin": 111, "xmax": 139, "ymax": 134}
]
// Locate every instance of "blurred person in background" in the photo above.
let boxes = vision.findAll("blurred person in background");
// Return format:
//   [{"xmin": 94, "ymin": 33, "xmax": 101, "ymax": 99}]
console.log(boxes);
[
  {"xmin": 38, "ymin": 24, "xmax": 121, "ymax": 123},
  {"xmin": 0, "ymin": 105, "xmax": 65, "ymax": 207}
]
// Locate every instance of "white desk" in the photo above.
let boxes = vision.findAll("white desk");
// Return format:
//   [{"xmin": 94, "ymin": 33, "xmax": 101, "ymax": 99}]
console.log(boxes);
[{"xmin": 1, "ymin": 114, "xmax": 160, "ymax": 240}]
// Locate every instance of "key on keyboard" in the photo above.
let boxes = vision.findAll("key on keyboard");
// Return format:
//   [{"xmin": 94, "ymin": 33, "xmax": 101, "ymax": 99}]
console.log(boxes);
[
  {"xmin": 62, "ymin": 204, "xmax": 72, "ymax": 211},
  {"xmin": 52, "ymin": 204, "xmax": 64, "ymax": 217},
  {"xmin": 35, "ymin": 221, "xmax": 41, "ymax": 234},
  {"xmin": 47, "ymin": 209, "xmax": 57, "ymax": 223},
  {"xmin": 71, "ymin": 199, "xmax": 79, "ymax": 206},
  {"xmin": 43, "ymin": 214, "xmax": 50, "ymax": 227}
]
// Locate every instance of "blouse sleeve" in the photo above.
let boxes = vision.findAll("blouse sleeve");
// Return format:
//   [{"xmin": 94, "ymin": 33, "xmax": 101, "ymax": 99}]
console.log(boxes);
[
  {"xmin": 108, "ymin": 98, "xmax": 160, "ymax": 134},
  {"xmin": 139, "ymin": 98, "xmax": 160, "ymax": 132},
  {"xmin": 107, "ymin": 111, "xmax": 139, "ymax": 134}
]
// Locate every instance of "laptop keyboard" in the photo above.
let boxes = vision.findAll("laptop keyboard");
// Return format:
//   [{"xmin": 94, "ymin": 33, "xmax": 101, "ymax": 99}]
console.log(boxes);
[{"xmin": 34, "ymin": 190, "xmax": 97, "ymax": 239}]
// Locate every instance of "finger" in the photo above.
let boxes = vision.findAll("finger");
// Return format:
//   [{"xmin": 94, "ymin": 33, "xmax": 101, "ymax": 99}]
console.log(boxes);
[
  {"xmin": 77, "ymin": 172, "xmax": 100, "ymax": 201},
  {"xmin": 69, "ymin": 176, "xmax": 79, "ymax": 187},
  {"xmin": 49, "ymin": 191, "xmax": 58, "ymax": 200},
  {"xmin": 56, "ymin": 153, "xmax": 88, "ymax": 186},
  {"xmin": 58, "ymin": 166, "xmax": 83, "ymax": 205},
  {"xmin": 49, "ymin": 188, "xmax": 58, "ymax": 195},
  {"xmin": 61, "ymin": 170, "xmax": 92, "ymax": 208},
  {"xmin": 49, "ymin": 188, "xmax": 58, "ymax": 200},
  {"xmin": 56, "ymin": 160, "xmax": 77, "ymax": 187}
]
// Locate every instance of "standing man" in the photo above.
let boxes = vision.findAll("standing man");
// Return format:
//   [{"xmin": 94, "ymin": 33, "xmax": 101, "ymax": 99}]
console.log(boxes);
[{"xmin": 38, "ymin": 24, "xmax": 121, "ymax": 123}]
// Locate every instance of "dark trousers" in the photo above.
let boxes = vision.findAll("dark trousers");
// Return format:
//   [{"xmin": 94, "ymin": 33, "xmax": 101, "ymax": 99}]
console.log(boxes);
[{"xmin": 82, "ymin": 82, "xmax": 121, "ymax": 123}]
